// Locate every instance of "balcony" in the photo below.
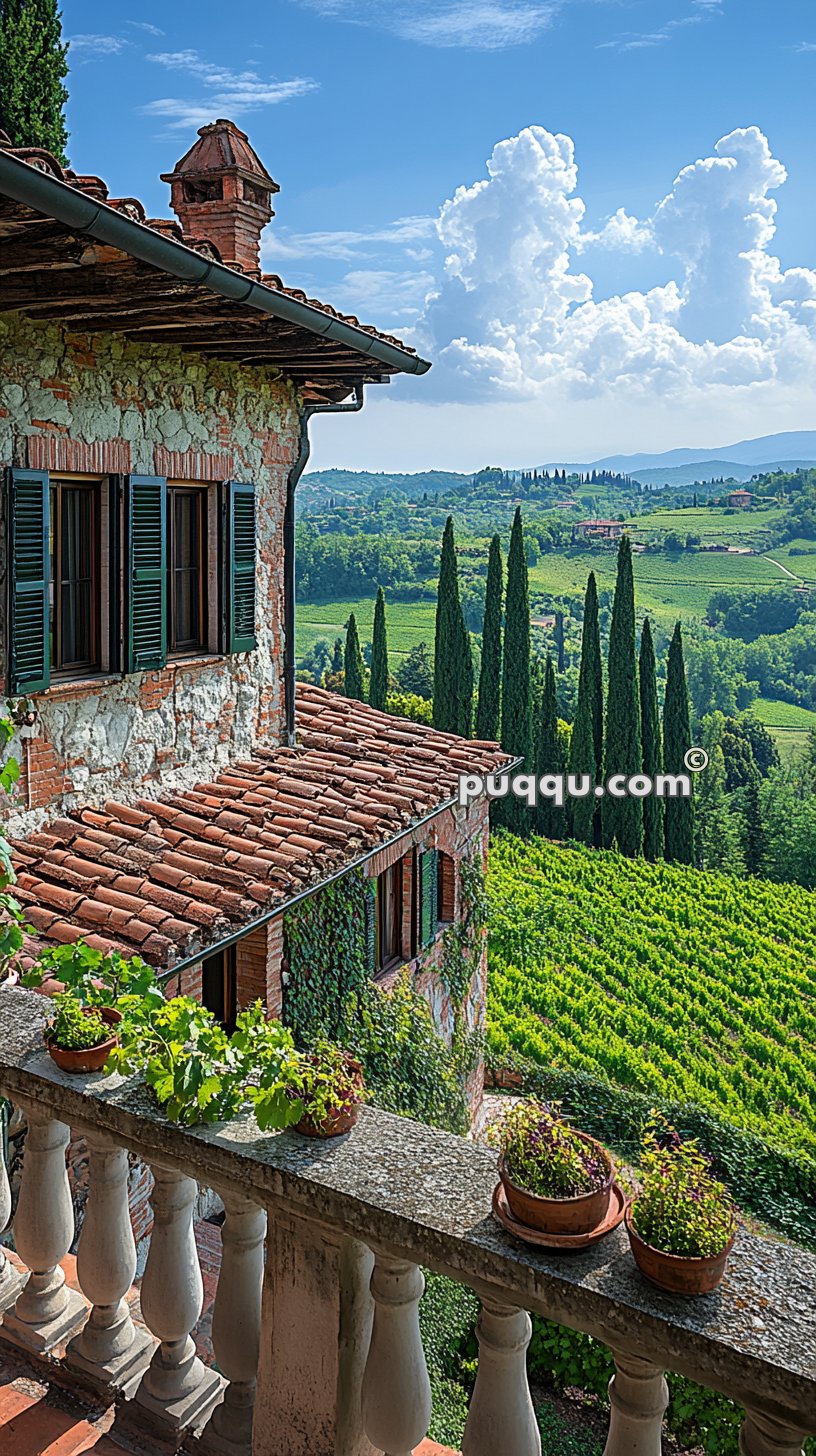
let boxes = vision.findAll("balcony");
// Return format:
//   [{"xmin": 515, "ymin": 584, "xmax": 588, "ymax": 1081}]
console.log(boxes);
[{"xmin": 0, "ymin": 986, "xmax": 814, "ymax": 1456}]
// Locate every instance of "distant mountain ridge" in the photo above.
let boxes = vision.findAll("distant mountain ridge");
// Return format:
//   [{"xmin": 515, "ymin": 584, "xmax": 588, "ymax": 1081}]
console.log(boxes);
[
  {"xmin": 630, "ymin": 458, "xmax": 816, "ymax": 489},
  {"xmin": 544, "ymin": 430, "xmax": 816, "ymax": 475}
]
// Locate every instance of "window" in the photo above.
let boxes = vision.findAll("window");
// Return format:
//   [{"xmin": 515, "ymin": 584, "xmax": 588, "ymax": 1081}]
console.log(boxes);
[
  {"xmin": 201, "ymin": 946, "xmax": 237, "ymax": 1032},
  {"xmin": 168, "ymin": 486, "xmax": 206, "ymax": 655},
  {"xmin": 49, "ymin": 479, "xmax": 100, "ymax": 676},
  {"xmin": 437, "ymin": 852, "xmax": 456, "ymax": 924},
  {"xmin": 375, "ymin": 860, "xmax": 403, "ymax": 973}
]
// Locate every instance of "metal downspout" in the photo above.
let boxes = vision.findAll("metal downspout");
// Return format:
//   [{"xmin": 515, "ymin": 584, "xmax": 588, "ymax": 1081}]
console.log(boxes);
[{"xmin": 283, "ymin": 383, "xmax": 365, "ymax": 747}]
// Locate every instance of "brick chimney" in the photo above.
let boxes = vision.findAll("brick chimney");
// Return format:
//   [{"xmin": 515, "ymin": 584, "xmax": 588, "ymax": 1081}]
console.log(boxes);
[{"xmin": 161, "ymin": 119, "xmax": 279, "ymax": 277}]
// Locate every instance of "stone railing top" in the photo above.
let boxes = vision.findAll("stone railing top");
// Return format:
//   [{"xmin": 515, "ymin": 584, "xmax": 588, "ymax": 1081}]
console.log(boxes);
[{"xmin": 1, "ymin": 988, "xmax": 814, "ymax": 1431}]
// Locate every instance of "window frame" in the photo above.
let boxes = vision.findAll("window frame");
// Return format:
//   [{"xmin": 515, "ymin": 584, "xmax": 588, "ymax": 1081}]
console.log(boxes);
[
  {"xmin": 167, "ymin": 482, "xmax": 208, "ymax": 659},
  {"xmin": 375, "ymin": 858, "xmax": 404, "ymax": 977},
  {"xmin": 49, "ymin": 474, "xmax": 103, "ymax": 681},
  {"xmin": 201, "ymin": 944, "xmax": 237, "ymax": 1033}
]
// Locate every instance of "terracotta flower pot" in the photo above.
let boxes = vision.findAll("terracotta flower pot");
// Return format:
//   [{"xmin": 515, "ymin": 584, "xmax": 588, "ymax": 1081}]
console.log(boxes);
[
  {"xmin": 294, "ymin": 1101, "xmax": 361, "ymax": 1138},
  {"xmin": 294, "ymin": 1055, "xmax": 365, "ymax": 1139},
  {"xmin": 625, "ymin": 1209, "xmax": 736, "ymax": 1295},
  {"xmin": 45, "ymin": 1007, "xmax": 121, "ymax": 1074},
  {"xmin": 498, "ymin": 1134, "xmax": 615, "ymax": 1236}
]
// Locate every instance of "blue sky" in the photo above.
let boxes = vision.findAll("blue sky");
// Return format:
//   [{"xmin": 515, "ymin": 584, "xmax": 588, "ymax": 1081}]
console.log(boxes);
[{"xmin": 63, "ymin": 1, "xmax": 816, "ymax": 471}]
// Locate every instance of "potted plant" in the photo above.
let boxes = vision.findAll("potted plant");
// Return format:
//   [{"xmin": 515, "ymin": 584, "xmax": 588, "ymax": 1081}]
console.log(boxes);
[
  {"xmin": 277, "ymin": 1040, "xmax": 367, "ymax": 1138},
  {"xmin": 492, "ymin": 1098, "xmax": 615, "ymax": 1235},
  {"xmin": 44, "ymin": 992, "xmax": 121, "ymax": 1073},
  {"xmin": 625, "ymin": 1118, "xmax": 737, "ymax": 1295}
]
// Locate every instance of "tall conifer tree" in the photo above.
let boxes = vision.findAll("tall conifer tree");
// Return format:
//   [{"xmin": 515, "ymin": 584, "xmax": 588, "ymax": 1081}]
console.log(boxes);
[
  {"xmin": 639, "ymin": 616, "xmax": 663, "ymax": 861},
  {"xmin": 475, "ymin": 533, "xmax": 503, "ymax": 741},
  {"xmin": 568, "ymin": 573, "xmax": 603, "ymax": 846},
  {"xmin": 0, "ymin": 0, "xmax": 69, "ymax": 162},
  {"xmin": 344, "ymin": 613, "xmax": 364, "ymax": 702},
  {"xmin": 536, "ymin": 655, "xmax": 564, "ymax": 838},
  {"xmin": 500, "ymin": 507, "xmax": 531, "ymax": 829},
  {"xmin": 603, "ymin": 536, "xmax": 642, "ymax": 855},
  {"xmin": 663, "ymin": 622, "xmax": 694, "ymax": 863},
  {"xmin": 433, "ymin": 516, "xmax": 473, "ymax": 736},
  {"xmin": 369, "ymin": 587, "xmax": 388, "ymax": 711}
]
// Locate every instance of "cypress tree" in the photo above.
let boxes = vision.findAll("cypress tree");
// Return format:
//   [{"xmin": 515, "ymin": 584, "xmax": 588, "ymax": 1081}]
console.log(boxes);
[
  {"xmin": 475, "ymin": 533, "xmax": 503, "ymax": 741},
  {"xmin": 433, "ymin": 517, "xmax": 472, "ymax": 736},
  {"xmin": 568, "ymin": 572, "xmax": 603, "ymax": 846},
  {"xmin": 603, "ymin": 536, "xmax": 642, "ymax": 855},
  {"xmin": 330, "ymin": 637, "xmax": 343, "ymax": 676},
  {"xmin": 343, "ymin": 613, "xmax": 364, "ymax": 702},
  {"xmin": 639, "ymin": 616, "xmax": 663, "ymax": 861},
  {"xmin": 369, "ymin": 587, "xmax": 388, "ymax": 711},
  {"xmin": 536, "ymin": 654, "xmax": 563, "ymax": 838},
  {"xmin": 663, "ymin": 622, "xmax": 694, "ymax": 863},
  {"xmin": 500, "ymin": 507, "xmax": 532, "ymax": 829},
  {"xmin": 743, "ymin": 773, "xmax": 765, "ymax": 876},
  {"xmin": 0, "ymin": 0, "xmax": 69, "ymax": 162}
]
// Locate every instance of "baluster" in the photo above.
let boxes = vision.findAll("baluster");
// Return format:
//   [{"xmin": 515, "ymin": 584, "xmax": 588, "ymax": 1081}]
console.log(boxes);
[
  {"xmin": 462, "ymin": 1297, "xmax": 540, "ymax": 1456},
  {"xmin": 602, "ymin": 1351, "xmax": 668, "ymax": 1456},
  {"xmin": 66, "ymin": 1133, "xmax": 154, "ymax": 1388},
  {"xmin": 362, "ymin": 1255, "xmax": 431, "ymax": 1456},
  {"xmin": 740, "ymin": 1410, "xmax": 806, "ymax": 1456},
  {"xmin": 0, "ymin": 1104, "xmax": 23, "ymax": 1315},
  {"xmin": 135, "ymin": 1165, "xmax": 223, "ymax": 1431},
  {"xmin": 206, "ymin": 1191, "xmax": 266, "ymax": 1451},
  {"xmin": 1, "ymin": 1105, "xmax": 86, "ymax": 1351}
]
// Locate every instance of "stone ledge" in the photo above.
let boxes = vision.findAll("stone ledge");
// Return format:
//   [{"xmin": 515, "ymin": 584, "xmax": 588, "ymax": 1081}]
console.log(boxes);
[{"xmin": 1, "ymin": 988, "xmax": 814, "ymax": 1432}]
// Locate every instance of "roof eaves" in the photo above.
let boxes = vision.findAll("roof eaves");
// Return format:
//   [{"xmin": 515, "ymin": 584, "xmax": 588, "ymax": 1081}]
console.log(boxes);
[{"xmin": 0, "ymin": 148, "xmax": 431, "ymax": 379}]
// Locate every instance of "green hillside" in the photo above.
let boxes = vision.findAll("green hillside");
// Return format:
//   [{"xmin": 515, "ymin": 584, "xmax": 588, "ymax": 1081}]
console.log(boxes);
[{"xmin": 487, "ymin": 836, "xmax": 816, "ymax": 1161}]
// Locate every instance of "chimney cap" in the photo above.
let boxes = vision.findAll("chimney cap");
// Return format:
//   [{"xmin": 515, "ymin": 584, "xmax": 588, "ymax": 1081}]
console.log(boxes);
[{"xmin": 161, "ymin": 117, "xmax": 279, "ymax": 196}]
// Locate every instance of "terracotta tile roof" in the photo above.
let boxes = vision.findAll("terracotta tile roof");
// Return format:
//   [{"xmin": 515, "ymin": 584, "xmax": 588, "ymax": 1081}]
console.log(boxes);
[
  {"xmin": 11, "ymin": 686, "xmax": 510, "ymax": 972},
  {"xmin": 0, "ymin": 134, "xmax": 416, "ymax": 359}
]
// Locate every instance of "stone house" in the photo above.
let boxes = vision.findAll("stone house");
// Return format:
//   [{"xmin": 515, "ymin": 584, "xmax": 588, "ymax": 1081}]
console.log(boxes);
[{"xmin": 0, "ymin": 121, "xmax": 507, "ymax": 1099}]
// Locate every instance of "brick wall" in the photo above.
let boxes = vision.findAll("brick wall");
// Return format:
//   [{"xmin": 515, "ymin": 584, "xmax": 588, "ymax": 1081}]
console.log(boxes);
[{"xmin": 0, "ymin": 309, "xmax": 299, "ymax": 838}]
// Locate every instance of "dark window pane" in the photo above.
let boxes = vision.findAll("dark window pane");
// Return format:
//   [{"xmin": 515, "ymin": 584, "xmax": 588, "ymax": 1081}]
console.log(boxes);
[
  {"xmin": 57, "ymin": 486, "xmax": 95, "ymax": 670},
  {"xmin": 170, "ymin": 490, "xmax": 204, "ymax": 652}
]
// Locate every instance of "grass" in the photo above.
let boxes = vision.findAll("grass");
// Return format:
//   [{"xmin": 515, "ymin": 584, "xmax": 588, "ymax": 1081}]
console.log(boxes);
[
  {"xmin": 487, "ymin": 836, "xmax": 816, "ymax": 1161},
  {"xmin": 626, "ymin": 505, "xmax": 784, "ymax": 541},
  {"xmin": 296, "ymin": 598, "xmax": 437, "ymax": 662},
  {"xmin": 752, "ymin": 696, "xmax": 816, "ymax": 761}
]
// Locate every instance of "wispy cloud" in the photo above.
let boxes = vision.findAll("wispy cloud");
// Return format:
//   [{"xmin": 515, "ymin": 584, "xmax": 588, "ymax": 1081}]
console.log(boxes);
[
  {"xmin": 296, "ymin": 0, "xmax": 558, "ymax": 50},
  {"xmin": 143, "ymin": 50, "xmax": 318, "ymax": 130},
  {"xmin": 67, "ymin": 33, "xmax": 130, "ymax": 59},
  {"xmin": 127, "ymin": 20, "xmax": 165, "ymax": 37},
  {"xmin": 599, "ymin": 0, "xmax": 722, "ymax": 52},
  {"xmin": 795, "ymin": 40, "xmax": 816, "ymax": 52},
  {"xmin": 267, "ymin": 216, "xmax": 436, "ymax": 262}
]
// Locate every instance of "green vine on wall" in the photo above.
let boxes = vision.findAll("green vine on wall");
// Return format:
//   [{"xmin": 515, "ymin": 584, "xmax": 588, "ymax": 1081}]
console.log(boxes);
[{"xmin": 283, "ymin": 854, "xmax": 486, "ymax": 1135}]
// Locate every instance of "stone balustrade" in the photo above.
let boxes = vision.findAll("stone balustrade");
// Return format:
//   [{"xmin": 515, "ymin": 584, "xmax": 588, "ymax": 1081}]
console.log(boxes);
[{"xmin": 0, "ymin": 987, "xmax": 814, "ymax": 1456}]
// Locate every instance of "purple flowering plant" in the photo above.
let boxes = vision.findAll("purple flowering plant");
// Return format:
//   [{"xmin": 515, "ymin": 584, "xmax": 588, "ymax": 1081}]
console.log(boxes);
[
  {"xmin": 630, "ymin": 1115, "xmax": 736, "ymax": 1259},
  {"xmin": 492, "ymin": 1098, "xmax": 610, "ymax": 1199}
]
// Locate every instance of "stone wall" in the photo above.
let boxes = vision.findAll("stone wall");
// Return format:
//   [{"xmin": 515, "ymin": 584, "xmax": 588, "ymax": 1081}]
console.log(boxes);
[{"xmin": 0, "ymin": 310, "xmax": 300, "ymax": 837}]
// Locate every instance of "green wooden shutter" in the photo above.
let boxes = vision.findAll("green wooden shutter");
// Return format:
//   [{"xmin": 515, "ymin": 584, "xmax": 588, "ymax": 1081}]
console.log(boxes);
[
  {"xmin": 419, "ymin": 849, "xmax": 438, "ymax": 948},
  {"xmin": 125, "ymin": 474, "xmax": 167, "ymax": 673},
  {"xmin": 364, "ymin": 878, "xmax": 378, "ymax": 973},
  {"xmin": 228, "ymin": 482, "xmax": 257, "ymax": 653},
  {"xmin": 8, "ymin": 468, "xmax": 50, "ymax": 694}
]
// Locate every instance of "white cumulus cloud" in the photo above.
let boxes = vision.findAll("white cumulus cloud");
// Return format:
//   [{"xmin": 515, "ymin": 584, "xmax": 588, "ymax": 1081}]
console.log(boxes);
[{"xmin": 414, "ymin": 123, "xmax": 816, "ymax": 408}]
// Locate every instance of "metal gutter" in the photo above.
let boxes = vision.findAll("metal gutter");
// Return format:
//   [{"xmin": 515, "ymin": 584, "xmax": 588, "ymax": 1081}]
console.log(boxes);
[
  {"xmin": 0, "ymin": 149, "xmax": 431, "ymax": 378},
  {"xmin": 283, "ymin": 384, "xmax": 365, "ymax": 746},
  {"xmin": 157, "ymin": 754, "xmax": 523, "ymax": 985}
]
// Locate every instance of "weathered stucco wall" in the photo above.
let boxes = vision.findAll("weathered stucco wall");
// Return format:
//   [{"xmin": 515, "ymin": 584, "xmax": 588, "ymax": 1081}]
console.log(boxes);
[{"xmin": 0, "ymin": 311, "xmax": 300, "ymax": 836}]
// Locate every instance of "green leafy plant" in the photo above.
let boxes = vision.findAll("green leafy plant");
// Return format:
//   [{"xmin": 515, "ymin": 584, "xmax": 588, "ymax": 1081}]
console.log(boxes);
[
  {"xmin": 47, "ymin": 994, "xmax": 111, "ymax": 1051},
  {"xmin": 263, "ymin": 1038, "xmax": 366, "ymax": 1131},
  {"xmin": 630, "ymin": 1116, "xmax": 736, "ymax": 1259},
  {"xmin": 0, "ymin": 713, "xmax": 26, "ymax": 984},
  {"xmin": 491, "ymin": 1098, "xmax": 610, "ymax": 1199},
  {"xmin": 23, "ymin": 942, "xmax": 164, "ymax": 1011}
]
